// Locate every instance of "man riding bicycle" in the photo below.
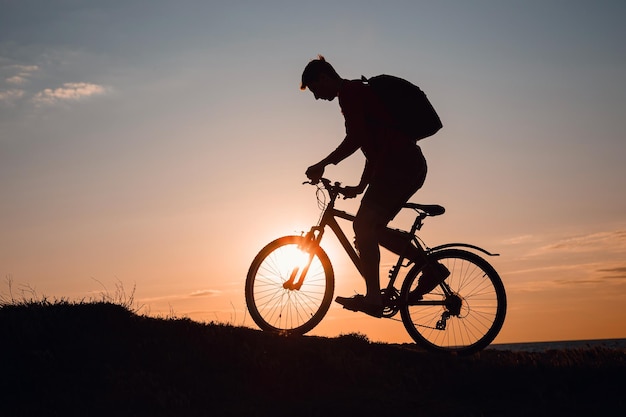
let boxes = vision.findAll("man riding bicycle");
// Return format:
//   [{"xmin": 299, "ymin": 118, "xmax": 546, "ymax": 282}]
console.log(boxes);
[{"xmin": 301, "ymin": 55, "xmax": 448, "ymax": 317}]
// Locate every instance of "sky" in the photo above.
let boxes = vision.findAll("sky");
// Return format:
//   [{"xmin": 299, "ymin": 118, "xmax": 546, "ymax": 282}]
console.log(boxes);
[{"xmin": 1, "ymin": 0, "xmax": 625, "ymax": 344}]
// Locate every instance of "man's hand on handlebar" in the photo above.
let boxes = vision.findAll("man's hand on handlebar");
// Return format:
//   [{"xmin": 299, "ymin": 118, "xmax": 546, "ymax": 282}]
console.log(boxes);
[
  {"xmin": 341, "ymin": 185, "xmax": 363, "ymax": 199},
  {"xmin": 304, "ymin": 176, "xmax": 366, "ymax": 199},
  {"xmin": 305, "ymin": 162, "xmax": 326, "ymax": 183}
]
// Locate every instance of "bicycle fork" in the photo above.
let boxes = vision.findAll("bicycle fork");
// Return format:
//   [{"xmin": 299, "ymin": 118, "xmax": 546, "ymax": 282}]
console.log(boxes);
[{"xmin": 282, "ymin": 228, "xmax": 323, "ymax": 291}]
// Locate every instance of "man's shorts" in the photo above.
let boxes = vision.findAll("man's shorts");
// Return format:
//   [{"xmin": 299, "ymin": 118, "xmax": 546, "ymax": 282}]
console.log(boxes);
[{"xmin": 361, "ymin": 143, "xmax": 427, "ymax": 223}]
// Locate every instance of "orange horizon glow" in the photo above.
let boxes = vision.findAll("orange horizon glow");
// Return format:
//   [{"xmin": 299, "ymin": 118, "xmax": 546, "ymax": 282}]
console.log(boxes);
[{"xmin": 1, "ymin": 1, "xmax": 625, "ymax": 346}]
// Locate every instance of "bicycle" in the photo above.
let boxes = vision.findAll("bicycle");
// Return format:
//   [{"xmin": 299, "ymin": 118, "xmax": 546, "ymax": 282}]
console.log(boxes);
[{"xmin": 245, "ymin": 178, "xmax": 507, "ymax": 354}]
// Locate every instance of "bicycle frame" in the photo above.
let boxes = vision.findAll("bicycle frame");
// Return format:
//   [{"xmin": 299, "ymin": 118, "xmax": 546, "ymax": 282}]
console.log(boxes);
[
  {"xmin": 300, "ymin": 192, "xmax": 364, "ymax": 276},
  {"xmin": 293, "ymin": 179, "xmax": 421, "ymax": 293},
  {"xmin": 283, "ymin": 208, "xmax": 361, "ymax": 291},
  {"xmin": 287, "ymin": 178, "xmax": 499, "ymax": 301}
]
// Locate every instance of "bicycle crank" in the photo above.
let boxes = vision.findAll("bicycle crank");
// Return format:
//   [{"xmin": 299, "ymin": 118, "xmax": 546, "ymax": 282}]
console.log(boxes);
[{"xmin": 380, "ymin": 288, "xmax": 400, "ymax": 318}]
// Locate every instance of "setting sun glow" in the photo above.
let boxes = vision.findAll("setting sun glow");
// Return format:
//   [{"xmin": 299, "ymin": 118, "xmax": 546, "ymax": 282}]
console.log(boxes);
[{"xmin": 1, "ymin": 1, "xmax": 625, "ymax": 345}]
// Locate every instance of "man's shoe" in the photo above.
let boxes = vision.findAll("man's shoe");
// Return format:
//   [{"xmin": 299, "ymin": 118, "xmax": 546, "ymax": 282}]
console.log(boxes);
[
  {"xmin": 335, "ymin": 295, "xmax": 383, "ymax": 318},
  {"xmin": 408, "ymin": 262, "xmax": 450, "ymax": 304}
]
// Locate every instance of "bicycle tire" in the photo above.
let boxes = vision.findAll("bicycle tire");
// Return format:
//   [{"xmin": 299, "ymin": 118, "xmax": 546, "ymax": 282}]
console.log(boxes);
[
  {"xmin": 400, "ymin": 248, "xmax": 506, "ymax": 355},
  {"xmin": 245, "ymin": 235, "xmax": 335, "ymax": 336}
]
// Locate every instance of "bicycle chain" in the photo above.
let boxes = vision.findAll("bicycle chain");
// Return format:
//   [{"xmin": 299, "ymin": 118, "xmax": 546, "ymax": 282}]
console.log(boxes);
[{"xmin": 383, "ymin": 315, "xmax": 444, "ymax": 330}]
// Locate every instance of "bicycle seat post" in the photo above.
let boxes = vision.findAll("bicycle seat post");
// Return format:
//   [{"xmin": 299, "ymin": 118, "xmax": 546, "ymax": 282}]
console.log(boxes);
[{"xmin": 410, "ymin": 212, "xmax": 426, "ymax": 234}]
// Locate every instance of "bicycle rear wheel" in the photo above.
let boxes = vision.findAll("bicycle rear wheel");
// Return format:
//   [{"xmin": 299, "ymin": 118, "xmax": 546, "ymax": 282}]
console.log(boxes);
[
  {"xmin": 400, "ymin": 248, "xmax": 506, "ymax": 355},
  {"xmin": 245, "ymin": 235, "xmax": 334, "ymax": 336}
]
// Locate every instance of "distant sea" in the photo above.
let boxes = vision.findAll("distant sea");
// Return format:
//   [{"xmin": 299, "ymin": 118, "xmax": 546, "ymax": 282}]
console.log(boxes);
[{"xmin": 489, "ymin": 338, "xmax": 626, "ymax": 352}]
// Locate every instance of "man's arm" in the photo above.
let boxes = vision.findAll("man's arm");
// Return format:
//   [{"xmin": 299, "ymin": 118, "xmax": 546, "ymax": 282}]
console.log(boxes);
[
  {"xmin": 343, "ymin": 159, "xmax": 373, "ymax": 198},
  {"xmin": 306, "ymin": 134, "xmax": 359, "ymax": 181},
  {"xmin": 306, "ymin": 81, "xmax": 368, "ymax": 182}
]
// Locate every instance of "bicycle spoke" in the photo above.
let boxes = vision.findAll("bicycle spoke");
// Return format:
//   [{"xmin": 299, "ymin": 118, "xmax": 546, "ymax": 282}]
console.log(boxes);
[
  {"xmin": 401, "ymin": 248, "xmax": 506, "ymax": 354},
  {"xmin": 246, "ymin": 236, "xmax": 334, "ymax": 335}
]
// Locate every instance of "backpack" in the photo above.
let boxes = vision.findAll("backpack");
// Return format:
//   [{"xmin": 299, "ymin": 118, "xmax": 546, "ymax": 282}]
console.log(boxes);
[{"xmin": 362, "ymin": 74, "xmax": 442, "ymax": 141}]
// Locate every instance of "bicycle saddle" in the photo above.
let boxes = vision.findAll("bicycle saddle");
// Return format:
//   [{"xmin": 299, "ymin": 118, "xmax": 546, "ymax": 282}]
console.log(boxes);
[{"xmin": 403, "ymin": 203, "xmax": 445, "ymax": 216}]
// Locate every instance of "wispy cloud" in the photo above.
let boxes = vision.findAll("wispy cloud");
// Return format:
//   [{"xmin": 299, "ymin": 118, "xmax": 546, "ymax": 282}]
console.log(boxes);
[
  {"xmin": 597, "ymin": 266, "xmax": 626, "ymax": 280},
  {"xmin": 0, "ymin": 89, "xmax": 25, "ymax": 103},
  {"xmin": 0, "ymin": 64, "xmax": 30, "ymax": 105},
  {"xmin": 3, "ymin": 64, "xmax": 39, "ymax": 84},
  {"xmin": 533, "ymin": 230, "xmax": 626, "ymax": 255},
  {"xmin": 137, "ymin": 289, "xmax": 222, "ymax": 303},
  {"xmin": 2, "ymin": 63, "xmax": 108, "ymax": 108},
  {"xmin": 506, "ymin": 258, "xmax": 626, "ymax": 298},
  {"xmin": 33, "ymin": 82, "xmax": 107, "ymax": 105},
  {"xmin": 6, "ymin": 76, "xmax": 28, "ymax": 85},
  {"xmin": 189, "ymin": 289, "xmax": 221, "ymax": 297},
  {"xmin": 501, "ymin": 234, "xmax": 536, "ymax": 245}
]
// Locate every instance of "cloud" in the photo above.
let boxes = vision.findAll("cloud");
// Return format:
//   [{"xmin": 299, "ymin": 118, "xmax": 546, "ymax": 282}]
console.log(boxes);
[
  {"xmin": 33, "ymin": 82, "xmax": 107, "ymax": 105},
  {"xmin": 189, "ymin": 289, "xmax": 221, "ymax": 297},
  {"xmin": 502, "ymin": 234, "xmax": 536, "ymax": 245},
  {"xmin": 0, "ymin": 64, "xmax": 37, "ymax": 104},
  {"xmin": 2, "ymin": 64, "xmax": 39, "ymax": 85},
  {"xmin": 6, "ymin": 75, "xmax": 27, "ymax": 85},
  {"xmin": 0, "ymin": 89, "xmax": 25, "ymax": 104},
  {"xmin": 536, "ymin": 230, "xmax": 626, "ymax": 254},
  {"xmin": 2, "ymin": 63, "xmax": 109, "ymax": 108},
  {"xmin": 13, "ymin": 65, "xmax": 39, "ymax": 72},
  {"xmin": 506, "ymin": 258, "xmax": 626, "ymax": 295},
  {"xmin": 596, "ymin": 266, "xmax": 626, "ymax": 280},
  {"xmin": 137, "ymin": 289, "xmax": 222, "ymax": 303}
]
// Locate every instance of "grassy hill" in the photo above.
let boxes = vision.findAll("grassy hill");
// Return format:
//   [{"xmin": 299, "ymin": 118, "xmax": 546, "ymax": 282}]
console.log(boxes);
[{"xmin": 1, "ymin": 301, "xmax": 624, "ymax": 417}]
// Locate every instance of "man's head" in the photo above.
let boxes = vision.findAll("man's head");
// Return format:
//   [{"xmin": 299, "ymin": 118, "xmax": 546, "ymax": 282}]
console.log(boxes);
[{"xmin": 301, "ymin": 55, "xmax": 341, "ymax": 101}]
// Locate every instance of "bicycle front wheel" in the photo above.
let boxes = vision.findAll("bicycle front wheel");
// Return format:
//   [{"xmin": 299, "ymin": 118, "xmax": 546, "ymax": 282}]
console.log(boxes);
[
  {"xmin": 245, "ymin": 235, "xmax": 334, "ymax": 336},
  {"xmin": 400, "ymin": 249, "xmax": 506, "ymax": 355}
]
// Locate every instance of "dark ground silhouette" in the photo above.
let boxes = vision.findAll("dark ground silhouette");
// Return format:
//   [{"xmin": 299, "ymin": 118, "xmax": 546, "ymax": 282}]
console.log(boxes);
[{"xmin": 1, "ymin": 301, "xmax": 624, "ymax": 416}]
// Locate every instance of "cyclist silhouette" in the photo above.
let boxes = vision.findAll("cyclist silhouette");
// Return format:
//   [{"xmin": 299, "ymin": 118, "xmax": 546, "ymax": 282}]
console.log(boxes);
[{"xmin": 301, "ymin": 55, "xmax": 448, "ymax": 317}]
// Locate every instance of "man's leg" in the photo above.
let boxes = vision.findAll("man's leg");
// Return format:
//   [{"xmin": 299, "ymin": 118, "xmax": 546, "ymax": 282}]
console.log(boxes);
[
  {"xmin": 352, "ymin": 204, "xmax": 385, "ymax": 307},
  {"xmin": 334, "ymin": 203, "xmax": 386, "ymax": 317},
  {"xmin": 378, "ymin": 228, "xmax": 427, "ymax": 263},
  {"xmin": 337, "ymin": 143, "xmax": 427, "ymax": 314}
]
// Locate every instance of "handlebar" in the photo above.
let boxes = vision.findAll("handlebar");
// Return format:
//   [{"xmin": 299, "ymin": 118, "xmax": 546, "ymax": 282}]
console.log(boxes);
[
  {"xmin": 304, "ymin": 177, "xmax": 446, "ymax": 218},
  {"xmin": 304, "ymin": 177, "xmax": 347, "ymax": 197}
]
